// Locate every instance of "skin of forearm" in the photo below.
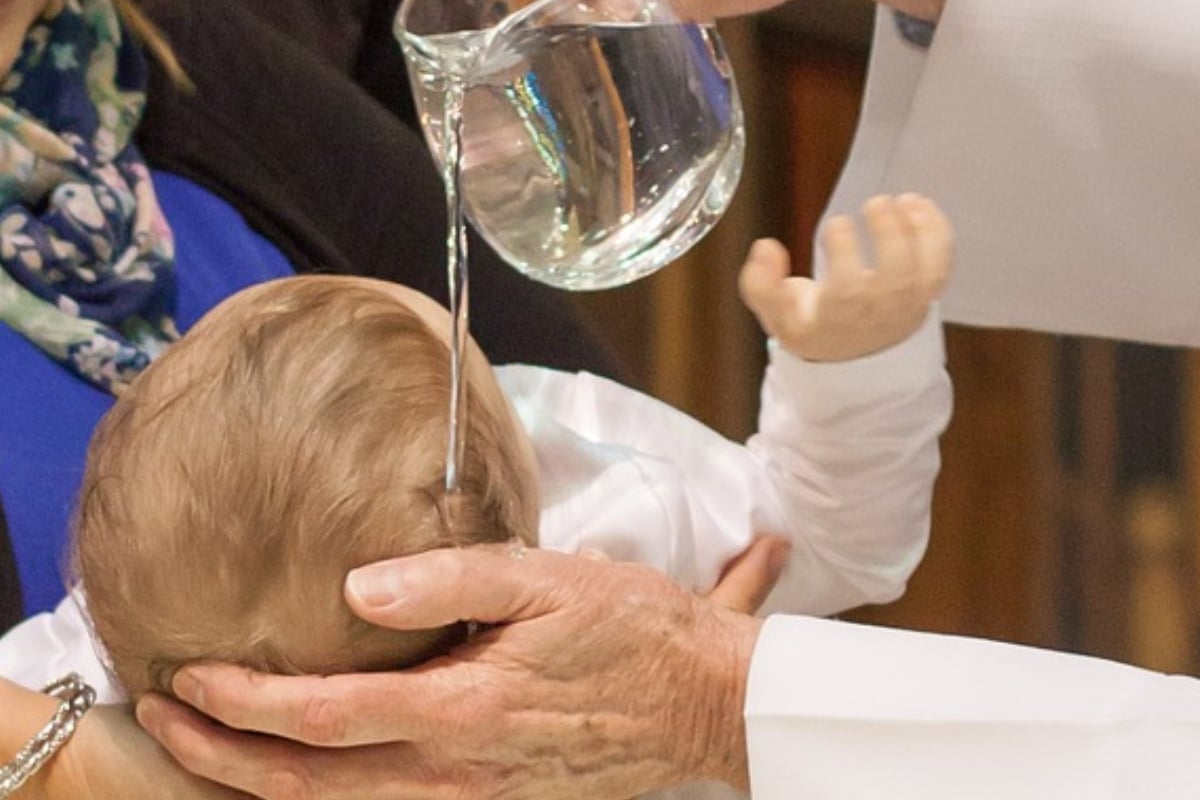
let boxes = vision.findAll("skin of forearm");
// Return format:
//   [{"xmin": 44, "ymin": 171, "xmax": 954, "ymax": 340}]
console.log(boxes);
[{"xmin": 0, "ymin": 677, "xmax": 69, "ymax": 799}]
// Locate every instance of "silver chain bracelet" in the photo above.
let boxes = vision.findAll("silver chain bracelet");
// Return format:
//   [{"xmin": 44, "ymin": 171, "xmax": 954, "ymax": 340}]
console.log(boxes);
[{"xmin": 0, "ymin": 673, "xmax": 96, "ymax": 798}]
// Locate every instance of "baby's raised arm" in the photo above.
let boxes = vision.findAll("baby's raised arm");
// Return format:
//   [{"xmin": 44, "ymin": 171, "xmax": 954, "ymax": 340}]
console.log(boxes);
[{"xmin": 739, "ymin": 194, "xmax": 952, "ymax": 363}]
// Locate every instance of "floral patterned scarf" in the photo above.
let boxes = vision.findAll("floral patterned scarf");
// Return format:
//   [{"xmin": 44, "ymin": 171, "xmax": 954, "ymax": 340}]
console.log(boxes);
[{"xmin": 0, "ymin": 0, "xmax": 177, "ymax": 395}]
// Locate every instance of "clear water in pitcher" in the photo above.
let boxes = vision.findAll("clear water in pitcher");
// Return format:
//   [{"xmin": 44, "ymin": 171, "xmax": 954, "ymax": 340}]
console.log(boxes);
[{"xmin": 404, "ymin": 21, "xmax": 744, "ymax": 291}]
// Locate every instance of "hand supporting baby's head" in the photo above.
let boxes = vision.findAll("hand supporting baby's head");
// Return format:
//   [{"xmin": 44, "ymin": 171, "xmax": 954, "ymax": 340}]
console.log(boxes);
[{"xmin": 73, "ymin": 276, "xmax": 539, "ymax": 699}]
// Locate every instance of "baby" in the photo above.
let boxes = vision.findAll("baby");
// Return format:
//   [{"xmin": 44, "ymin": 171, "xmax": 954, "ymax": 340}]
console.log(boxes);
[{"xmin": 72, "ymin": 194, "xmax": 953, "ymax": 700}]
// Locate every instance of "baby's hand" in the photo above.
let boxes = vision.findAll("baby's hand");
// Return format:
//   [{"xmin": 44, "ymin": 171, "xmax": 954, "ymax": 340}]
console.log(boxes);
[{"xmin": 739, "ymin": 193, "xmax": 952, "ymax": 362}]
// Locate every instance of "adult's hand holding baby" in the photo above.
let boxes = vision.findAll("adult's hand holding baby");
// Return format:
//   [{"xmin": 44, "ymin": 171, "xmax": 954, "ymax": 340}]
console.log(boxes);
[
  {"xmin": 739, "ymin": 194, "xmax": 952, "ymax": 363},
  {"xmin": 134, "ymin": 546, "xmax": 763, "ymax": 799}
]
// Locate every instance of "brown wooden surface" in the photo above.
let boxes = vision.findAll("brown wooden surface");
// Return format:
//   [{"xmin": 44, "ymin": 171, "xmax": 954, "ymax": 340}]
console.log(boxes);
[{"xmin": 850, "ymin": 328, "xmax": 1056, "ymax": 647}]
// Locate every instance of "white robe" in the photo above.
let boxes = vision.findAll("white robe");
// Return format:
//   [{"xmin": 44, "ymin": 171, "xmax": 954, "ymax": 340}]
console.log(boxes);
[
  {"xmin": 828, "ymin": 2, "xmax": 1200, "ymax": 347},
  {"xmin": 746, "ymin": 616, "xmax": 1200, "ymax": 798},
  {"xmin": 0, "ymin": 311, "xmax": 950, "ymax": 707},
  {"xmin": 742, "ymin": 2, "xmax": 1200, "ymax": 796}
]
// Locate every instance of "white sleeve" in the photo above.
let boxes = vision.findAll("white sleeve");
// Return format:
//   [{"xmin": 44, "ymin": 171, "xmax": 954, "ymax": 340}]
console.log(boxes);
[
  {"xmin": 835, "ymin": 3, "xmax": 1200, "ymax": 348},
  {"xmin": 752, "ymin": 308, "xmax": 950, "ymax": 615},
  {"xmin": 745, "ymin": 615, "xmax": 1200, "ymax": 799},
  {"xmin": 500, "ymin": 307, "xmax": 949, "ymax": 615}
]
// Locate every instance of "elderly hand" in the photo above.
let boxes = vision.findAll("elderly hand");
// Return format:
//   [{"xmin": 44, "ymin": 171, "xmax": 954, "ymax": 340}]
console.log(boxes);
[
  {"xmin": 739, "ymin": 194, "xmax": 952, "ymax": 363},
  {"xmin": 135, "ymin": 547, "xmax": 764, "ymax": 800}
]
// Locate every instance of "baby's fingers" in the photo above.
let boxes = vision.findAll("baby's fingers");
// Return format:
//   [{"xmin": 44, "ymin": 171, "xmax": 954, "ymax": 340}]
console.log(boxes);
[
  {"xmin": 738, "ymin": 238, "xmax": 792, "ymax": 325},
  {"xmin": 898, "ymin": 193, "xmax": 954, "ymax": 297},
  {"xmin": 864, "ymin": 195, "xmax": 915, "ymax": 283},
  {"xmin": 819, "ymin": 215, "xmax": 866, "ymax": 285}
]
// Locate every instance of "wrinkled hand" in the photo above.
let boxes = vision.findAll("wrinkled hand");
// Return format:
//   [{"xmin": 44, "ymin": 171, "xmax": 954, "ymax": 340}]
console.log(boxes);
[
  {"xmin": 50, "ymin": 703, "xmax": 248, "ymax": 800},
  {"xmin": 577, "ymin": 535, "xmax": 787, "ymax": 614},
  {"xmin": 135, "ymin": 547, "xmax": 763, "ymax": 800},
  {"xmin": 739, "ymin": 194, "xmax": 952, "ymax": 363}
]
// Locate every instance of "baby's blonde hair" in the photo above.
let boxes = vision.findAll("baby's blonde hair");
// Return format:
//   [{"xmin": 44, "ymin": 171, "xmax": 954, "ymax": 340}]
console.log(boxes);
[{"xmin": 73, "ymin": 276, "xmax": 537, "ymax": 698}]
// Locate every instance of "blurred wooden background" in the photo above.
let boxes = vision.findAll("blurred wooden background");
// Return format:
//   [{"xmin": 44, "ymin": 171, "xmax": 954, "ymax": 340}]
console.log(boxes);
[{"xmin": 573, "ymin": 4, "xmax": 1200, "ymax": 675}]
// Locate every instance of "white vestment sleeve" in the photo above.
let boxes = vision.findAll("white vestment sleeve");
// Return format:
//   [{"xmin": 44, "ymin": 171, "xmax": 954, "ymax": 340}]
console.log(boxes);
[
  {"xmin": 814, "ymin": 6, "xmax": 927, "ymax": 281},
  {"xmin": 745, "ymin": 615, "xmax": 1200, "ymax": 799},
  {"xmin": 836, "ymin": 3, "xmax": 1200, "ymax": 346}
]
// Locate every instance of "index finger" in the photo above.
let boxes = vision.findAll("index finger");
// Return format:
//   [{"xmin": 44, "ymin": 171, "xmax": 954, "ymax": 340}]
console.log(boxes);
[
  {"xmin": 166, "ymin": 546, "xmax": 594, "ymax": 747},
  {"xmin": 163, "ymin": 547, "xmax": 611, "ymax": 747},
  {"xmin": 818, "ymin": 214, "xmax": 867, "ymax": 288}
]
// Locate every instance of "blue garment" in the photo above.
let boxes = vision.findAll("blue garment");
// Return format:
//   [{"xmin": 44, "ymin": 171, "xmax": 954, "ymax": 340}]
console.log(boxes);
[{"xmin": 0, "ymin": 171, "xmax": 294, "ymax": 614}]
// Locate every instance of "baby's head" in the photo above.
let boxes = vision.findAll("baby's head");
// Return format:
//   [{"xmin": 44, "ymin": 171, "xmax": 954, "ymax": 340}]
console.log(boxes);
[{"xmin": 73, "ymin": 275, "xmax": 540, "ymax": 699}]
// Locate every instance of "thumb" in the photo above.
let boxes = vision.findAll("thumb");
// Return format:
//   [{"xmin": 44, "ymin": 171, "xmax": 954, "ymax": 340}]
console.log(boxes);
[
  {"xmin": 345, "ymin": 545, "xmax": 576, "ymax": 629},
  {"xmin": 707, "ymin": 536, "xmax": 790, "ymax": 614},
  {"xmin": 738, "ymin": 238, "xmax": 792, "ymax": 326}
]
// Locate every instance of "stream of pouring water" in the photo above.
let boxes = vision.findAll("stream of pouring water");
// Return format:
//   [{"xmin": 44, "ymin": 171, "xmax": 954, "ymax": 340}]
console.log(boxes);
[
  {"xmin": 442, "ymin": 78, "xmax": 469, "ymax": 496},
  {"xmin": 402, "ymin": 19, "xmax": 744, "ymax": 500}
]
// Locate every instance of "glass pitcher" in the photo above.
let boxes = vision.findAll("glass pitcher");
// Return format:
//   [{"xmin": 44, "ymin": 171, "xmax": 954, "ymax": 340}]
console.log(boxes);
[{"xmin": 395, "ymin": 0, "xmax": 745, "ymax": 290}]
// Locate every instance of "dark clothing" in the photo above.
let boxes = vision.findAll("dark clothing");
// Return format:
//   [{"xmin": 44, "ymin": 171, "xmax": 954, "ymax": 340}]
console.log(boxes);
[
  {"xmin": 240, "ymin": 0, "xmax": 419, "ymax": 128},
  {"xmin": 0, "ymin": 497, "xmax": 21, "ymax": 635},
  {"xmin": 136, "ymin": 0, "xmax": 622, "ymax": 375}
]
